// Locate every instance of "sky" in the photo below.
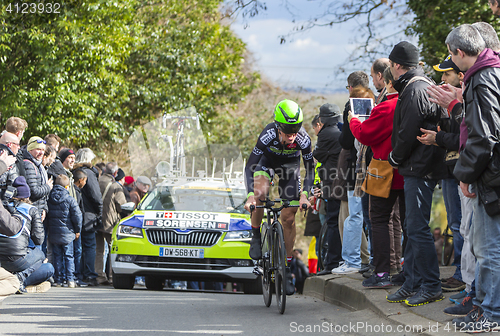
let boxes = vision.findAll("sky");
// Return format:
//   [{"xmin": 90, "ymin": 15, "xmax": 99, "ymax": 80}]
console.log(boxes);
[{"xmin": 229, "ymin": 1, "xmax": 415, "ymax": 93}]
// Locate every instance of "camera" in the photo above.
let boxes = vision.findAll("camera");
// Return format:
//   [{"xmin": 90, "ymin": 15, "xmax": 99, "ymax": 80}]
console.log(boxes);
[{"xmin": 3, "ymin": 185, "xmax": 17, "ymax": 200}]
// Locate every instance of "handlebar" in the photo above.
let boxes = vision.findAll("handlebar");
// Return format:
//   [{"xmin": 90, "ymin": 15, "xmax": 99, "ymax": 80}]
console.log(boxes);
[{"xmin": 249, "ymin": 199, "xmax": 308, "ymax": 217}]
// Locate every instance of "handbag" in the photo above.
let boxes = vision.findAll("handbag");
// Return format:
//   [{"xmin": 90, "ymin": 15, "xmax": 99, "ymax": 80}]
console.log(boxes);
[{"xmin": 361, "ymin": 158, "xmax": 393, "ymax": 198}]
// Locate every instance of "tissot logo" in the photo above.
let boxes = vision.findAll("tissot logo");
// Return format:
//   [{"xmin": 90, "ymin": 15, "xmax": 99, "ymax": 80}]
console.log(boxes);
[{"xmin": 156, "ymin": 212, "xmax": 173, "ymax": 219}]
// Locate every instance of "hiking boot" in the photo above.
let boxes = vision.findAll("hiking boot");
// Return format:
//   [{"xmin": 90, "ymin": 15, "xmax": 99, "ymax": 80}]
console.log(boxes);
[
  {"xmin": 75, "ymin": 279, "xmax": 88, "ymax": 287},
  {"xmin": 249, "ymin": 228, "xmax": 262, "ymax": 260},
  {"xmin": 462, "ymin": 314, "xmax": 500, "ymax": 333},
  {"xmin": 405, "ymin": 288, "xmax": 444, "ymax": 306},
  {"xmin": 444, "ymin": 295, "xmax": 473, "ymax": 317},
  {"xmin": 453, "ymin": 305, "xmax": 481, "ymax": 326},
  {"xmin": 285, "ymin": 267, "xmax": 295, "ymax": 295},
  {"xmin": 449, "ymin": 289, "xmax": 467, "ymax": 305},
  {"xmin": 441, "ymin": 276, "xmax": 466, "ymax": 292},
  {"xmin": 363, "ymin": 273, "xmax": 393, "ymax": 289},
  {"xmin": 387, "ymin": 287, "xmax": 415, "ymax": 303}
]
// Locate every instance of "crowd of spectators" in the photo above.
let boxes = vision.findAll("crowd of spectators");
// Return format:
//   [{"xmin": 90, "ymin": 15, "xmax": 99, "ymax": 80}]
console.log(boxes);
[
  {"xmin": 307, "ymin": 12, "xmax": 500, "ymax": 332},
  {"xmin": 0, "ymin": 117, "xmax": 153, "ymax": 299}
]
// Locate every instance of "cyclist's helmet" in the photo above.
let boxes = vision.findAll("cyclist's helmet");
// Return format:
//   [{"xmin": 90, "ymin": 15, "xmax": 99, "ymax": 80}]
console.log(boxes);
[{"xmin": 274, "ymin": 99, "xmax": 303, "ymax": 134}]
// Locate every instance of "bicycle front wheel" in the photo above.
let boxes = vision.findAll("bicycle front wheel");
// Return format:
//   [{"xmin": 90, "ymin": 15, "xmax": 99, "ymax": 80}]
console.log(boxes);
[
  {"xmin": 273, "ymin": 222, "xmax": 287, "ymax": 314},
  {"xmin": 262, "ymin": 229, "xmax": 272, "ymax": 307}
]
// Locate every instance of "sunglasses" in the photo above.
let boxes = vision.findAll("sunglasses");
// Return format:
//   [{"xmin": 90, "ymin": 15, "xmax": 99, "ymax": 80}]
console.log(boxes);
[{"xmin": 29, "ymin": 139, "xmax": 46, "ymax": 145}]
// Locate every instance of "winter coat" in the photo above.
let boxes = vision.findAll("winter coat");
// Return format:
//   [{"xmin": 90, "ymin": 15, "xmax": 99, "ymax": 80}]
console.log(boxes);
[
  {"xmin": 349, "ymin": 92, "xmax": 404, "ymax": 190},
  {"xmin": 99, "ymin": 173, "xmax": 126, "ymax": 234},
  {"xmin": 22, "ymin": 148, "xmax": 51, "ymax": 214},
  {"xmin": 47, "ymin": 185, "xmax": 82, "ymax": 245},
  {"xmin": 388, "ymin": 67, "xmax": 447, "ymax": 179},
  {"xmin": 312, "ymin": 118, "xmax": 342, "ymax": 199},
  {"xmin": 338, "ymin": 101, "xmax": 358, "ymax": 190},
  {"xmin": 0, "ymin": 201, "xmax": 44, "ymax": 258},
  {"xmin": 47, "ymin": 158, "xmax": 66, "ymax": 180},
  {"xmin": 73, "ymin": 163, "xmax": 103, "ymax": 232},
  {"xmin": 0, "ymin": 161, "xmax": 22, "ymax": 236}
]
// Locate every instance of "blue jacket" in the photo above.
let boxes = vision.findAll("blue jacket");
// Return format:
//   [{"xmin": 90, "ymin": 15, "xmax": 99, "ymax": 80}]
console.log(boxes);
[{"xmin": 47, "ymin": 185, "xmax": 82, "ymax": 245}]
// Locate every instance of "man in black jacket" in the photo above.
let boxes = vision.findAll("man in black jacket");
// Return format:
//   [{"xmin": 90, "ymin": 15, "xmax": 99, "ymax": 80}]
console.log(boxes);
[
  {"xmin": 447, "ymin": 23, "xmax": 500, "ymax": 331},
  {"xmin": 313, "ymin": 104, "xmax": 343, "ymax": 275},
  {"xmin": 386, "ymin": 41, "xmax": 447, "ymax": 307}
]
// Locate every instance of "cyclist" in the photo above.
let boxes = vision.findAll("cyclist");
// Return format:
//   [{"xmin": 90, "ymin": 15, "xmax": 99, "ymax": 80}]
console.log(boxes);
[{"xmin": 244, "ymin": 99, "xmax": 313, "ymax": 295}]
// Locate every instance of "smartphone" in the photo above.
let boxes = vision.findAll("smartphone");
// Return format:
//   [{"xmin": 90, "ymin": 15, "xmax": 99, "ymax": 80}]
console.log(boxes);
[{"xmin": 350, "ymin": 98, "xmax": 374, "ymax": 117}]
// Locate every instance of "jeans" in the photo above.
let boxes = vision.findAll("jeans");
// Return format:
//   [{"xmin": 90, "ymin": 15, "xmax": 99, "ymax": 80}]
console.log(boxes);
[
  {"xmin": 81, "ymin": 231, "xmax": 98, "ymax": 279},
  {"xmin": 341, "ymin": 190, "xmax": 363, "ymax": 268},
  {"xmin": 325, "ymin": 199, "xmax": 342, "ymax": 270},
  {"xmin": 0, "ymin": 247, "xmax": 54, "ymax": 287},
  {"xmin": 470, "ymin": 196, "xmax": 500, "ymax": 323},
  {"xmin": 52, "ymin": 243, "xmax": 75, "ymax": 283},
  {"xmin": 459, "ymin": 187, "xmax": 475, "ymax": 292},
  {"xmin": 402, "ymin": 177, "xmax": 441, "ymax": 293},
  {"xmin": 73, "ymin": 234, "xmax": 82, "ymax": 280},
  {"xmin": 442, "ymin": 178, "xmax": 464, "ymax": 281}
]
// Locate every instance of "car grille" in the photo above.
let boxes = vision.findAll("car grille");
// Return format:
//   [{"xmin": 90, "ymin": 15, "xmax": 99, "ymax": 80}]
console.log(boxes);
[
  {"xmin": 133, "ymin": 256, "xmax": 231, "ymax": 270},
  {"xmin": 146, "ymin": 229, "xmax": 222, "ymax": 247}
]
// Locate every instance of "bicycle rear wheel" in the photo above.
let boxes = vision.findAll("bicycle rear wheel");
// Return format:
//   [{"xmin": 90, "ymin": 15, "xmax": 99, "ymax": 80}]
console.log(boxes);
[
  {"xmin": 317, "ymin": 223, "xmax": 329, "ymax": 271},
  {"xmin": 273, "ymin": 222, "xmax": 287, "ymax": 314}
]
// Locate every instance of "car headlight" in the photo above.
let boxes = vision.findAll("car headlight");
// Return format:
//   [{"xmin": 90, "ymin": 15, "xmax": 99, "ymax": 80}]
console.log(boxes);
[
  {"xmin": 223, "ymin": 230, "xmax": 252, "ymax": 241},
  {"xmin": 117, "ymin": 225, "xmax": 143, "ymax": 240}
]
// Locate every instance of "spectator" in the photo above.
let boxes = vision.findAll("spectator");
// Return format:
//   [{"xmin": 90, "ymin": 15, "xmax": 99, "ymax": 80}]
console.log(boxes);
[
  {"xmin": 489, "ymin": 0, "xmax": 500, "ymax": 17},
  {"xmin": 0, "ymin": 152, "xmax": 23, "ymax": 303},
  {"xmin": 418, "ymin": 55, "xmax": 465, "ymax": 293},
  {"xmin": 0, "ymin": 132, "xmax": 20, "ymax": 201},
  {"xmin": 129, "ymin": 176, "xmax": 152, "ymax": 207},
  {"xmin": 47, "ymin": 139, "xmax": 67, "ymax": 179},
  {"xmin": 97, "ymin": 162, "xmax": 126, "ymax": 285},
  {"xmin": 22, "ymin": 136, "xmax": 53, "ymax": 221},
  {"xmin": 73, "ymin": 148, "xmax": 102, "ymax": 286},
  {"xmin": 447, "ymin": 23, "xmax": 500, "ymax": 331},
  {"xmin": 44, "ymin": 134, "xmax": 61, "ymax": 153},
  {"xmin": 5, "ymin": 117, "xmax": 28, "ymax": 141},
  {"xmin": 349, "ymin": 66, "xmax": 405, "ymax": 288},
  {"xmin": 115, "ymin": 168, "xmax": 131, "ymax": 203},
  {"xmin": 290, "ymin": 248, "xmax": 309, "ymax": 294},
  {"xmin": 0, "ymin": 176, "xmax": 53, "ymax": 293},
  {"xmin": 42, "ymin": 145, "xmax": 57, "ymax": 172},
  {"xmin": 47, "ymin": 174, "xmax": 83, "ymax": 288},
  {"xmin": 124, "ymin": 176, "xmax": 135, "ymax": 192},
  {"xmin": 72, "ymin": 169, "xmax": 88, "ymax": 287},
  {"xmin": 386, "ymin": 41, "xmax": 446, "ymax": 306},
  {"xmin": 312, "ymin": 104, "xmax": 343, "ymax": 276}
]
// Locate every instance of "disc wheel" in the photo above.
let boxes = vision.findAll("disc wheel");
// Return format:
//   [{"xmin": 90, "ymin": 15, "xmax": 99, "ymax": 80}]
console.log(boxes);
[{"xmin": 273, "ymin": 222, "xmax": 287, "ymax": 314}]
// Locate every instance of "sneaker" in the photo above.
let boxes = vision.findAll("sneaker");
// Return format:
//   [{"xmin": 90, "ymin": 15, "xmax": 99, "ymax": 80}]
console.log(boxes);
[
  {"xmin": 359, "ymin": 263, "xmax": 371, "ymax": 273},
  {"xmin": 453, "ymin": 305, "xmax": 481, "ymax": 326},
  {"xmin": 75, "ymin": 279, "xmax": 88, "ymax": 287},
  {"xmin": 285, "ymin": 268, "xmax": 295, "ymax": 295},
  {"xmin": 16, "ymin": 285, "xmax": 27, "ymax": 294},
  {"xmin": 444, "ymin": 295, "xmax": 473, "ymax": 317},
  {"xmin": 441, "ymin": 277, "xmax": 466, "ymax": 292},
  {"xmin": 362, "ymin": 265, "xmax": 375, "ymax": 278},
  {"xmin": 387, "ymin": 287, "xmax": 415, "ymax": 303},
  {"xmin": 405, "ymin": 288, "xmax": 444, "ymax": 306},
  {"xmin": 53, "ymin": 282, "xmax": 62, "ymax": 287},
  {"xmin": 25, "ymin": 281, "xmax": 51, "ymax": 293},
  {"xmin": 61, "ymin": 280, "xmax": 68, "ymax": 287},
  {"xmin": 450, "ymin": 289, "xmax": 467, "ymax": 305},
  {"xmin": 462, "ymin": 314, "xmax": 500, "ymax": 333},
  {"xmin": 84, "ymin": 278, "xmax": 99, "ymax": 286},
  {"xmin": 391, "ymin": 270, "xmax": 405, "ymax": 286},
  {"xmin": 331, "ymin": 263, "xmax": 360, "ymax": 274},
  {"xmin": 362, "ymin": 273, "xmax": 393, "ymax": 289},
  {"xmin": 68, "ymin": 281, "xmax": 76, "ymax": 288},
  {"xmin": 249, "ymin": 229, "xmax": 262, "ymax": 260}
]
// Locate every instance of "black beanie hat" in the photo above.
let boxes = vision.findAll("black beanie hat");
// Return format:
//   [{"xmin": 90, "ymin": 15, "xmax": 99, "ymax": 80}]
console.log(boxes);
[
  {"xmin": 115, "ymin": 168, "xmax": 125, "ymax": 181},
  {"xmin": 389, "ymin": 41, "xmax": 420, "ymax": 67},
  {"xmin": 59, "ymin": 148, "xmax": 75, "ymax": 165}
]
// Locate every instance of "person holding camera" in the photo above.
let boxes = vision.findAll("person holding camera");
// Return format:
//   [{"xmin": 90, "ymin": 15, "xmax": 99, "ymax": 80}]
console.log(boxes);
[{"xmin": 0, "ymin": 176, "xmax": 54, "ymax": 293}]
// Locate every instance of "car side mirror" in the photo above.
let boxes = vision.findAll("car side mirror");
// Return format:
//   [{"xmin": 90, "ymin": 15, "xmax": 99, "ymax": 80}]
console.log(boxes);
[{"xmin": 121, "ymin": 202, "xmax": 136, "ymax": 213}]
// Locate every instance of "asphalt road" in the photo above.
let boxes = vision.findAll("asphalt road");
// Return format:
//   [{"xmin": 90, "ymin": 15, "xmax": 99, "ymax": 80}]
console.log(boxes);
[{"xmin": 0, "ymin": 287, "xmax": 421, "ymax": 335}]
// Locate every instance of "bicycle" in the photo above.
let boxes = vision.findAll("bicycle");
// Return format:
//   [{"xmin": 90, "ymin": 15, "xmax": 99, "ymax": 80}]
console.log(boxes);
[{"xmin": 250, "ymin": 199, "xmax": 306, "ymax": 314}]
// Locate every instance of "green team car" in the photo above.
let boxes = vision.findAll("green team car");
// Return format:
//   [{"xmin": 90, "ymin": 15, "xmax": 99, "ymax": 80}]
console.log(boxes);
[{"xmin": 110, "ymin": 110, "xmax": 261, "ymax": 293}]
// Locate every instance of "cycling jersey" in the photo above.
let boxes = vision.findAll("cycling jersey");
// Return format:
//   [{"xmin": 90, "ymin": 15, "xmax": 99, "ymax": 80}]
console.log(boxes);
[{"xmin": 245, "ymin": 123, "xmax": 314, "ymax": 199}]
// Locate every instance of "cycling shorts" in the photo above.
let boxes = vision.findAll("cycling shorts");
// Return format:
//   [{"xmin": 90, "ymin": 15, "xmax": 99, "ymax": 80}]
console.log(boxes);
[{"xmin": 253, "ymin": 156, "xmax": 301, "ymax": 201}]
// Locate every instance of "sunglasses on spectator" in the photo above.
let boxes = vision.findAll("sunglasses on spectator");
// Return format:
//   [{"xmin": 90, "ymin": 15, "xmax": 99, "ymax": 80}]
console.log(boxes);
[{"xmin": 29, "ymin": 139, "xmax": 46, "ymax": 145}]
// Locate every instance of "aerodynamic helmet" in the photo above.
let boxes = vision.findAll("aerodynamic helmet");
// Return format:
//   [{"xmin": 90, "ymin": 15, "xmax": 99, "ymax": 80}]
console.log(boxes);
[{"xmin": 274, "ymin": 99, "xmax": 303, "ymax": 134}]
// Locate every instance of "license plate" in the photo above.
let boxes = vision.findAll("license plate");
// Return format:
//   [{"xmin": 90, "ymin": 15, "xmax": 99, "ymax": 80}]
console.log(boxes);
[{"xmin": 159, "ymin": 247, "xmax": 204, "ymax": 258}]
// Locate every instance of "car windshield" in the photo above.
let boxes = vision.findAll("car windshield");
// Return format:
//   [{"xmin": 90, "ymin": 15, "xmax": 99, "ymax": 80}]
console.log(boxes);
[{"xmin": 139, "ymin": 185, "xmax": 249, "ymax": 214}]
